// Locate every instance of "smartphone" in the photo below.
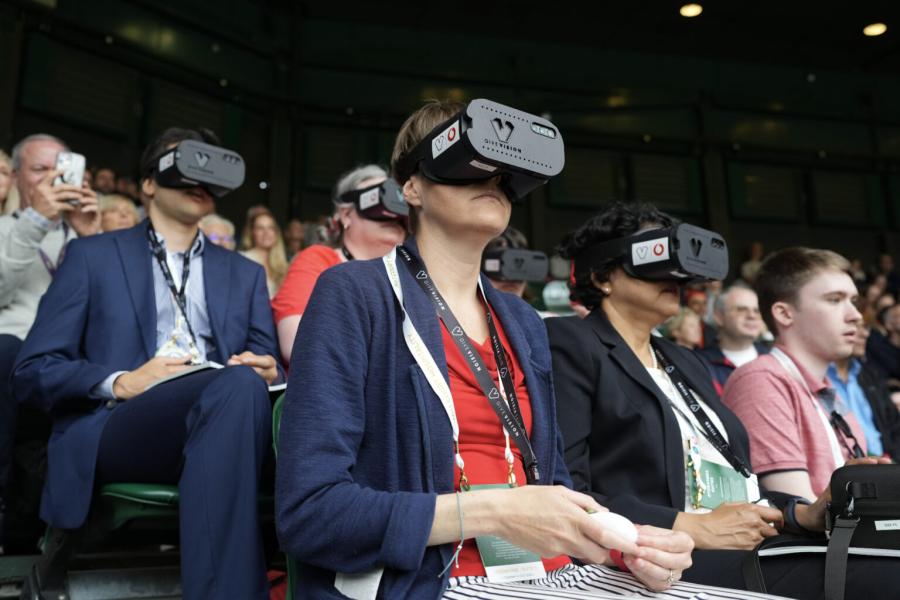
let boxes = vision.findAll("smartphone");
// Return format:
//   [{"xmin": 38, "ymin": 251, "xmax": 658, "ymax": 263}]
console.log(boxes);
[{"xmin": 54, "ymin": 152, "xmax": 86, "ymax": 205}]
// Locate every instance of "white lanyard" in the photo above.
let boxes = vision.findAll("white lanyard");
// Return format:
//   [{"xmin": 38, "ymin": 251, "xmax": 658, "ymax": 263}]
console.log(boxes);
[
  {"xmin": 769, "ymin": 348, "xmax": 845, "ymax": 470},
  {"xmin": 382, "ymin": 248, "xmax": 515, "ymax": 482}
]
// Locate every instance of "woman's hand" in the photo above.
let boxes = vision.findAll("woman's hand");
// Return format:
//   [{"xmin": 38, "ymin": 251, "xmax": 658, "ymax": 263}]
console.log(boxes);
[
  {"xmin": 673, "ymin": 502, "xmax": 783, "ymax": 550},
  {"xmin": 623, "ymin": 525, "xmax": 693, "ymax": 592}
]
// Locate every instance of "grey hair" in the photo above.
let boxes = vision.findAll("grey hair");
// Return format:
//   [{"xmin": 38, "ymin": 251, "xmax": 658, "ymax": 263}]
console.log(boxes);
[
  {"xmin": 199, "ymin": 213, "xmax": 236, "ymax": 236},
  {"xmin": 10, "ymin": 134, "xmax": 68, "ymax": 171},
  {"xmin": 332, "ymin": 164, "xmax": 388, "ymax": 207},
  {"xmin": 714, "ymin": 282, "xmax": 754, "ymax": 314}
]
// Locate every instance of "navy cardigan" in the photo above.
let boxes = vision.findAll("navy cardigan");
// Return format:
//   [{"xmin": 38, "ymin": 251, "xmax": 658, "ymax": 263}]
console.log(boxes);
[{"xmin": 275, "ymin": 240, "xmax": 571, "ymax": 599}]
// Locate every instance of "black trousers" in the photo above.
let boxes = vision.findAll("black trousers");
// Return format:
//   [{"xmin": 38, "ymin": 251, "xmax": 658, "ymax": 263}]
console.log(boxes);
[
  {"xmin": 684, "ymin": 544, "xmax": 900, "ymax": 599},
  {"xmin": 0, "ymin": 333, "xmax": 22, "ymax": 498}
]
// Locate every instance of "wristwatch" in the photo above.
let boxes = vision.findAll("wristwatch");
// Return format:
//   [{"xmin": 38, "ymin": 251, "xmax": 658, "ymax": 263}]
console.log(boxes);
[{"xmin": 783, "ymin": 497, "xmax": 814, "ymax": 534}]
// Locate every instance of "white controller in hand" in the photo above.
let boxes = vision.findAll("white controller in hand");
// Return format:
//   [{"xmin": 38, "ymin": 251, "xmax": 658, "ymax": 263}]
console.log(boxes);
[{"xmin": 589, "ymin": 511, "xmax": 638, "ymax": 546}]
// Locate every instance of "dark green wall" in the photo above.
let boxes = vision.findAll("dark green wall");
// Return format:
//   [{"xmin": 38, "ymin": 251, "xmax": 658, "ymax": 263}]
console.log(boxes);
[{"xmin": 3, "ymin": 0, "xmax": 900, "ymax": 276}]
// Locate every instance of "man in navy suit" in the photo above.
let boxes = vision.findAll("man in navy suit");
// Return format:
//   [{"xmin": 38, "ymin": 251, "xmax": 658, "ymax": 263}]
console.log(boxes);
[{"xmin": 12, "ymin": 127, "xmax": 280, "ymax": 600}]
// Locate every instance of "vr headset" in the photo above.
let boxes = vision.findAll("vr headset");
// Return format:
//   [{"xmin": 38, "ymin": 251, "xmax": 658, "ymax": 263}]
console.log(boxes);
[
  {"xmin": 394, "ymin": 98, "xmax": 565, "ymax": 201},
  {"xmin": 338, "ymin": 178, "xmax": 408, "ymax": 222},
  {"xmin": 155, "ymin": 140, "xmax": 245, "ymax": 198},
  {"xmin": 575, "ymin": 224, "xmax": 728, "ymax": 282},
  {"xmin": 482, "ymin": 248, "xmax": 549, "ymax": 282}
]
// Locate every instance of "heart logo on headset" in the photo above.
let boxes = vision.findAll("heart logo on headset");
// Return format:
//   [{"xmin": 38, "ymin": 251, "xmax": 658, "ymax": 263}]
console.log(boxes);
[
  {"xmin": 491, "ymin": 118, "xmax": 515, "ymax": 143},
  {"xmin": 636, "ymin": 246, "xmax": 648, "ymax": 259},
  {"xmin": 690, "ymin": 238, "xmax": 703, "ymax": 257},
  {"xmin": 488, "ymin": 388, "xmax": 501, "ymax": 400},
  {"xmin": 499, "ymin": 367, "xmax": 508, "ymax": 377},
  {"xmin": 451, "ymin": 326, "xmax": 464, "ymax": 336},
  {"xmin": 194, "ymin": 152, "xmax": 210, "ymax": 167},
  {"xmin": 416, "ymin": 271, "xmax": 427, "ymax": 280}
]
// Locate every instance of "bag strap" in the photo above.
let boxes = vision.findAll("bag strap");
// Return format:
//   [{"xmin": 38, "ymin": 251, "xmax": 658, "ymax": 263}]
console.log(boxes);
[
  {"xmin": 741, "ymin": 540, "xmax": 768, "ymax": 593},
  {"xmin": 824, "ymin": 516, "xmax": 859, "ymax": 600}
]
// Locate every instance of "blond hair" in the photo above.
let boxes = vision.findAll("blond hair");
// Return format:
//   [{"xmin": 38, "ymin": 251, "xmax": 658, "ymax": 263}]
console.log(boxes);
[{"xmin": 241, "ymin": 210, "xmax": 288, "ymax": 288}]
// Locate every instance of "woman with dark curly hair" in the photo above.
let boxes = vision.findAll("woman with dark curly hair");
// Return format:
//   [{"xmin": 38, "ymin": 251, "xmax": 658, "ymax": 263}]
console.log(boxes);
[{"xmin": 547, "ymin": 201, "xmax": 898, "ymax": 598}]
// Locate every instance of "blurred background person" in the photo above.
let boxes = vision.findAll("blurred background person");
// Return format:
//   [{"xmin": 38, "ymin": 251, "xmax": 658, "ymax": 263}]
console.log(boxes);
[
  {"xmin": 828, "ymin": 322, "xmax": 900, "ymax": 459},
  {"xmin": 99, "ymin": 193, "xmax": 140, "ymax": 232},
  {"xmin": 697, "ymin": 285, "xmax": 768, "ymax": 391},
  {"xmin": 873, "ymin": 253, "xmax": 900, "ymax": 297},
  {"xmin": 93, "ymin": 166, "xmax": 116, "ymax": 195},
  {"xmin": 200, "ymin": 213, "xmax": 236, "ymax": 251},
  {"xmin": 684, "ymin": 288, "xmax": 717, "ymax": 348},
  {"xmin": 867, "ymin": 303, "xmax": 900, "ymax": 389},
  {"xmin": 239, "ymin": 209, "xmax": 287, "ymax": 298},
  {"xmin": 739, "ymin": 241, "xmax": 764, "ymax": 284},
  {"xmin": 283, "ymin": 218, "xmax": 305, "ymax": 260},
  {"xmin": 664, "ymin": 307, "xmax": 702, "ymax": 349},
  {"xmin": 0, "ymin": 151, "xmax": 14, "ymax": 215},
  {"xmin": 271, "ymin": 164, "xmax": 406, "ymax": 363},
  {"xmin": 483, "ymin": 226, "xmax": 532, "ymax": 299}
]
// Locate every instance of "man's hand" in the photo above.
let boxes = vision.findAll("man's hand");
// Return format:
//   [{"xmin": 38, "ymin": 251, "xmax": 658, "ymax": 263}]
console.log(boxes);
[
  {"xmin": 65, "ymin": 184, "xmax": 101, "ymax": 237},
  {"xmin": 673, "ymin": 502, "xmax": 783, "ymax": 550},
  {"xmin": 227, "ymin": 351, "xmax": 278, "ymax": 384},
  {"xmin": 795, "ymin": 456, "xmax": 893, "ymax": 531},
  {"xmin": 112, "ymin": 355, "xmax": 193, "ymax": 400},
  {"xmin": 624, "ymin": 525, "xmax": 693, "ymax": 592},
  {"xmin": 29, "ymin": 169, "xmax": 89, "ymax": 222}
]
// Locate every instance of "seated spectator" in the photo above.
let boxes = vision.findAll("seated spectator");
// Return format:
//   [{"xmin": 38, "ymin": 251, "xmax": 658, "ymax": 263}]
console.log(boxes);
[
  {"xmin": 99, "ymin": 193, "xmax": 140, "ymax": 232},
  {"xmin": 664, "ymin": 307, "xmax": 702, "ymax": 349},
  {"xmin": 0, "ymin": 151, "xmax": 11, "ymax": 213},
  {"xmin": 283, "ymin": 218, "xmax": 304, "ymax": 260},
  {"xmin": 199, "ymin": 213, "xmax": 236, "ymax": 250},
  {"xmin": 684, "ymin": 288, "xmax": 717, "ymax": 348},
  {"xmin": 93, "ymin": 166, "xmax": 117, "ymax": 194},
  {"xmin": 483, "ymin": 226, "xmax": 531, "ymax": 299},
  {"xmin": 739, "ymin": 241, "xmax": 764, "ymax": 284},
  {"xmin": 548, "ymin": 205, "xmax": 897, "ymax": 597},
  {"xmin": 849, "ymin": 258, "xmax": 867, "ymax": 287},
  {"xmin": 0, "ymin": 134, "xmax": 99, "ymax": 552},
  {"xmin": 12, "ymin": 126, "xmax": 281, "ymax": 599},
  {"xmin": 271, "ymin": 165, "xmax": 406, "ymax": 363},
  {"xmin": 829, "ymin": 322, "xmax": 900, "ymax": 459},
  {"xmin": 115, "ymin": 175, "xmax": 139, "ymax": 199},
  {"xmin": 724, "ymin": 248, "xmax": 877, "ymax": 500},
  {"xmin": 696, "ymin": 284, "xmax": 768, "ymax": 391},
  {"xmin": 702, "ymin": 279, "xmax": 722, "ymax": 324},
  {"xmin": 866, "ymin": 303, "xmax": 900, "ymax": 388},
  {"xmin": 240, "ymin": 210, "xmax": 287, "ymax": 298},
  {"xmin": 875, "ymin": 253, "xmax": 900, "ymax": 297},
  {"xmin": 276, "ymin": 100, "xmax": 709, "ymax": 600}
]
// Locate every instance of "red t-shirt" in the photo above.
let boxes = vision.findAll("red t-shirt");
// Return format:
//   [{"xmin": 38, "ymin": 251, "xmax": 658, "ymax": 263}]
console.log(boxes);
[
  {"xmin": 443, "ymin": 310, "xmax": 570, "ymax": 577},
  {"xmin": 271, "ymin": 244, "xmax": 342, "ymax": 324}
]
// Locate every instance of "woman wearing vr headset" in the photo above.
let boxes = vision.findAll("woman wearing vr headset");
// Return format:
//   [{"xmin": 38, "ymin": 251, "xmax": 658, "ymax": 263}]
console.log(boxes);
[
  {"xmin": 271, "ymin": 165, "xmax": 407, "ymax": 363},
  {"xmin": 274, "ymin": 101, "xmax": 778, "ymax": 599},
  {"xmin": 547, "ymin": 202, "xmax": 895, "ymax": 598}
]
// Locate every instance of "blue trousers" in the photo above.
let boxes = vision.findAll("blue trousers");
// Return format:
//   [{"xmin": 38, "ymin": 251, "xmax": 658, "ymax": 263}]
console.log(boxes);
[{"xmin": 96, "ymin": 366, "xmax": 271, "ymax": 600}]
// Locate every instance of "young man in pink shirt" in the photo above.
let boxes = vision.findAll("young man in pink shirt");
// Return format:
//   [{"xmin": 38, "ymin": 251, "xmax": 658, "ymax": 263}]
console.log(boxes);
[{"xmin": 723, "ymin": 247, "xmax": 888, "ymax": 501}]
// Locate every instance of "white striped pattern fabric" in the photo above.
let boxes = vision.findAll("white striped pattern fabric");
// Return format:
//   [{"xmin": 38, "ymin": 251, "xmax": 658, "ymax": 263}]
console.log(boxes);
[{"xmin": 444, "ymin": 564, "xmax": 788, "ymax": 599}]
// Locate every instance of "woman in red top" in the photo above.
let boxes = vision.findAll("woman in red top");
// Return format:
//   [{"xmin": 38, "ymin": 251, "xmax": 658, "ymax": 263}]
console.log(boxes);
[{"xmin": 272, "ymin": 164, "xmax": 406, "ymax": 362}]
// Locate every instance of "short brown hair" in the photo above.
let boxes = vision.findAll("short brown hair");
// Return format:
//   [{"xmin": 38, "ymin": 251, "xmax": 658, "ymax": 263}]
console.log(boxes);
[
  {"xmin": 390, "ymin": 100, "xmax": 465, "ymax": 232},
  {"xmin": 755, "ymin": 247, "xmax": 851, "ymax": 333}
]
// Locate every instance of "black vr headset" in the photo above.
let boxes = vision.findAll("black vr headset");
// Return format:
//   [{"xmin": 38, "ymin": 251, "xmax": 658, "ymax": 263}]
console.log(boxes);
[
  {"xmin": 338, "ymin": 178, "xmax": 409, "ymax": 222},
  {"xmin": 394, "ymin": 99, "xmax": 565, "ymax": 201},
  {"xmin": 482, "ymin": 248, "xmax": 549, "ymax": 282},
  {"xmin": 575, "ymin": 224, "xmax": 728, "ymax": 282},
  {"xmin": 155, "ymin": 140, "xmax": 245, "ymax": 198}
]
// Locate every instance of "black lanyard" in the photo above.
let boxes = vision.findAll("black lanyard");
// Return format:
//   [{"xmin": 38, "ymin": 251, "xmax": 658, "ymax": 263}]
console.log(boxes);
[
  {"xmin": 396, "ymin": 245, "xmax": 540, "ymax": 484},
  {"xmin": 821, "ymin": 388, "xmax": 866, "ymax": 459},
  {"xmin": 651, "ymin": 342, "xmax": 753, "ymax": 478},
  {"xmin": 341, "ymin": 246, "xmax": 354, "ymax": 261},
  {"xmin": 146, "ymin": 223, "xmax": 201, "ymax": 353}
]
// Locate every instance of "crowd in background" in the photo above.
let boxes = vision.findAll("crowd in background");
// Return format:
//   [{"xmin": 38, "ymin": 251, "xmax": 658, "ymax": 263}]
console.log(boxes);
[{"xmin": 1, "ymin": 124, "xmax": 900, "ymax": 600}]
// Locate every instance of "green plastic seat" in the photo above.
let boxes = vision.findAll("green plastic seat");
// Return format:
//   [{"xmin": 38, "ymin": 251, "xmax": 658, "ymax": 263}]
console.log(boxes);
[{"xmin": 271, "ymin": 392, "xmax": 298, "ymax": 600}]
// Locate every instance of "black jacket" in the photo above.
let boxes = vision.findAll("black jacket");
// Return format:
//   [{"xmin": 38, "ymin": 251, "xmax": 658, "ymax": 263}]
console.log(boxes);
[
  {"xmin": 546, "ymin": 311, "xmax": 757, "ymax": 528},
  {"xmin": 857, "ymin": 362, "xmax": 900, "ymax": 459}
]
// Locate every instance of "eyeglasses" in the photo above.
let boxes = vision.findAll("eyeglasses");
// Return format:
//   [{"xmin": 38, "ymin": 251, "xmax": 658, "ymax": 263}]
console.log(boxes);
[
  {"xmin": 728, "ymin": 306, "xmax": 761, "ymax": 316},
  {"xmin": 207, "ymin": 234, "xmax": 235, "ymax": 245}
]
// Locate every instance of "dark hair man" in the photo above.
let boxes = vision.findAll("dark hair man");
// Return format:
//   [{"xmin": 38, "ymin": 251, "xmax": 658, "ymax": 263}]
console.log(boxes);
[{"xmin": 12, "ymin": 127, "xmax": 281, "ymax": 598}]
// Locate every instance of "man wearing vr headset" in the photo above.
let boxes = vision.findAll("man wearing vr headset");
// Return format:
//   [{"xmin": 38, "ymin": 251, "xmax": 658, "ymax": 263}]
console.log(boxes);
[{"xmin": 13, "ymin": 127, "xmax": 281, "ymax": 599}]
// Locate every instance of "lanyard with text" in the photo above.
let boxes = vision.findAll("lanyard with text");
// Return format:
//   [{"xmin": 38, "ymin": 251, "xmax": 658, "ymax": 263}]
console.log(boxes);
[
  {"xmin": 38, "ymin": 222, "xmax": 70, "ymax": 277},
  {"xmin": 146, "ymin": 223, "xmax": 201, "ymax": 361},
  {"xmin": 391, "ymin": 245, "xmax": 540, "ymax": 485},
  {"xmin": 651, "ymin": 342, "xmax": 753, "ymax": 478}
]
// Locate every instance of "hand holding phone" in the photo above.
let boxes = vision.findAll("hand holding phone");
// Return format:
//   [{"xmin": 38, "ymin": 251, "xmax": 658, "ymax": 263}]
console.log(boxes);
[{"xmin": 54, "ymin": 152, "xmax": 86, "ymax": 206}]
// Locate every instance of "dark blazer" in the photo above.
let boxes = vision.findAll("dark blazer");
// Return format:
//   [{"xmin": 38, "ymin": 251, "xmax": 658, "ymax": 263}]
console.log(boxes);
[
  {"xmin": 857, "ymin": 362, "xmax": 900, "ymax": 459},
  {"xmin": 695, "ymin": 342, "xmax": 770, "ymax": 392},
  {"xmin": 546, "ymin": 310, "xmax": 754, "ymax": 528},
  {"xmin": 276, "ymin": 238, "xmax": 571, "ymax": 599},
  {"xmin": 12, "ymin": 221, "xmax": 279, "ymax": 529}
]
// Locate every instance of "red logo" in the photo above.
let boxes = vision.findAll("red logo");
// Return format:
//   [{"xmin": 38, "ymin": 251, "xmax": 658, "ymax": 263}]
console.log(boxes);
[
  {"xmin": 448, "ymin": 127, "xmax": 457, "ymax": 142},
  {"xmin": 652, "ymin": 243, "xmax": 665, "ymax": 256}
]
